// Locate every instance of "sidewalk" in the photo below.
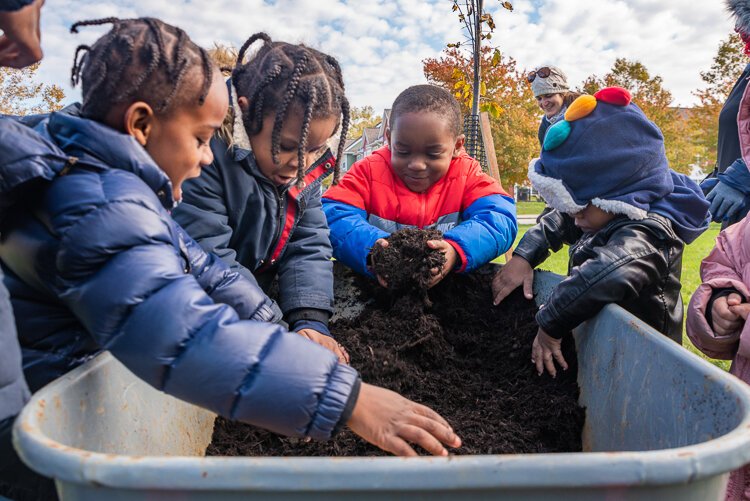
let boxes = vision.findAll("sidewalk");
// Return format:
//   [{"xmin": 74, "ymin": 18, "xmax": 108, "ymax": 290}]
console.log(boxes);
[{"xmin": 517, "ymin": 214, "xmax": 540, "ymax": 225}]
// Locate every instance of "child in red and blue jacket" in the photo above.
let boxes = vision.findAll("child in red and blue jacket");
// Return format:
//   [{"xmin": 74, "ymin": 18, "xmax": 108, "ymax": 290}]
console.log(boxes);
[{"xmin": 323, "ymin": 85, "xmax": 517, "ymax": 286}]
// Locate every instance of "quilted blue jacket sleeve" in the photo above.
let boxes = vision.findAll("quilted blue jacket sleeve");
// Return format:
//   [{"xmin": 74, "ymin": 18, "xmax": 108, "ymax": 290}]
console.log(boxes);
[
  {"xmin": 443, "ymin": 194, "xmax": 518, "ymax": 272},
  {"xmin": 52, "ymin": 177, "xmax": 358, "ymax": 440},
  {"xmin": 322, "ymin": 198, "xmax": 388, "ymax": 278},
  {"xmin": 176, "ymin": 225, "xmax": 283, "ymax": 324}
]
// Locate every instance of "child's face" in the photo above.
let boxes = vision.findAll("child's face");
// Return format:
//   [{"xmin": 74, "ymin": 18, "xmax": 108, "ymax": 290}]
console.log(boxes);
[
  {"xmin": 249, "ymin": 109, "xmax": 338, "ymax": 187},
  {"xmin": 386, "ymin": 111, "xmax": 464, "ymax": 193},
  {"xmin": 536, "ymin": 93, "xmax": 564, "ymax": 118},
  {"xmin": 144, "ymin": 74, "xmax": 228, "ymax": 200},
  {"xmin": 572, "ymin": 204, "xmax": 617, "ymax": 233}
]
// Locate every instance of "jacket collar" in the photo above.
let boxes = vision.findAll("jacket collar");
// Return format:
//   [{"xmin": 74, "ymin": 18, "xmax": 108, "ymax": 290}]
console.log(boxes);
[{"xmin": 44, "ymin": 106, "xmax": 176, "ymax": 209}]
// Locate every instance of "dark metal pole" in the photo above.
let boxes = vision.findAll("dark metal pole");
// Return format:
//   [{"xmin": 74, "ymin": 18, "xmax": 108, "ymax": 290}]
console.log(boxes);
[{"xmin": 471, "ymin": 0, "xmax": 482, "ymax": 117}]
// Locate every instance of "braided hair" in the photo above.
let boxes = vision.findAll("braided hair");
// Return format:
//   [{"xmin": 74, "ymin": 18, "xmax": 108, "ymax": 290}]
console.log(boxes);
[
  {"xmin": 231, "ymin": 33, "xmax": 350, "ymax": 186},
  {"xmin": 70, "ymin": 17, "xmax": 215, "ymax": 120}
]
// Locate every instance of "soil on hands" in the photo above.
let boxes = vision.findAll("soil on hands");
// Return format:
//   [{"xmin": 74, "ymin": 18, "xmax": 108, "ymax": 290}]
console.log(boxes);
[
  {"xmin": 370, "ymin": 228, "xmax": 446, "ymax": 292},
  {"xmin": 207, "ymin": 260, "xmax": 584, "ymax": 457}
]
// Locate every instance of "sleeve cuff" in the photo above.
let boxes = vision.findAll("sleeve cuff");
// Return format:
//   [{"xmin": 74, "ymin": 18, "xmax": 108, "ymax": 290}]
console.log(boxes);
[
  {"xmin": 291, "ymin": 319, "xmax": 331, "ymax": 337},
  {"xmin": 332, "ymin": 377, "xmax": 361, "ymax": 436},
  {"xmin": 444, "ymin": 239, "xmax": 467, "ymax": 273}
]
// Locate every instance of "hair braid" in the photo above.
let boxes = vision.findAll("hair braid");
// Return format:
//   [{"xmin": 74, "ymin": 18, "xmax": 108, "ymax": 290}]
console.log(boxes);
[
  {"xmin": 70, "ymin": 16, "xmax": 218, "ymax": 120},
  {"xmin": 333, "ymin": 95, "xmax": 350, "ymax": 185},
  {"xmin": 296, "ymin": 83, "xmax": 317, "ymax": 187},
  {"xmin": 270, "ymin": 52, "xmax": 310, "ymax": 164}
]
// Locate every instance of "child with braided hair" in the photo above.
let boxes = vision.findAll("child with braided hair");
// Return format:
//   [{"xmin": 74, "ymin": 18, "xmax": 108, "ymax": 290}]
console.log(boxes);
[
  {"xmin": 0, "ymin": 20, "xmax": 460, "ymax": 491},
  {"xmin": 173, "ymin": 32, "xmax": 350, "ymax": 363}
]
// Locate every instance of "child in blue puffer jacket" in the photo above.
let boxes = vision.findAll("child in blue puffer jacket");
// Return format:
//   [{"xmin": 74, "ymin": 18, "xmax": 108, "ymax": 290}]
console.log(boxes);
[{"xmin": 0, "ymin": 19, "xmax": 460, "ymax": 494}]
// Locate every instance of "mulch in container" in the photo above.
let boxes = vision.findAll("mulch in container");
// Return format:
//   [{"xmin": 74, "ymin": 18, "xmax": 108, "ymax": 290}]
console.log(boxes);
[{"xmin": 207, "ymin": 229, "xmax": 584, "ymax": 457}]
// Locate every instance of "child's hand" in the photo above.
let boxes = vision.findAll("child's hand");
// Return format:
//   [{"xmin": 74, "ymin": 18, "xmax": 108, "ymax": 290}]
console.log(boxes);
[
  {"xmin": 531, "ymin": 328, "xmax": 568, "ymax": 378},
  {"xmin": 372, "ymin": 238, "xmax": 389, "ymax": 288},
  {"xmin": 426, "ymin": 240, "xmax": 458, "ymax": 288},
  {"xmin": 492, "ymin": 256, "xmax": 533, "ymax": 305},
  {"xmin": 347, "ymin": 383, "xmax": 462, "ymax": 456},
  {"xmin": 296, "ymin": 329, "xmax": 350, "ymax": 364},
  {"xmin": 712, "ymin": 293, "xmax": 746, "ymax": 336}
]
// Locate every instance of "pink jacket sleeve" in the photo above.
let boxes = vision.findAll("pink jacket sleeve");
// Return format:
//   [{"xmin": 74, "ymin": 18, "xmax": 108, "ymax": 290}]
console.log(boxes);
[{"xmin": 686, "ymin": 219, "xmax": 750, "ymax": 360}]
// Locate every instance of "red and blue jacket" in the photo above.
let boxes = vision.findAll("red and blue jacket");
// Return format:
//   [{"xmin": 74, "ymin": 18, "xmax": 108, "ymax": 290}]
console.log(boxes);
[{"xmin": 322, "ymin": 146, "xmax": 517, "ymax": 277}]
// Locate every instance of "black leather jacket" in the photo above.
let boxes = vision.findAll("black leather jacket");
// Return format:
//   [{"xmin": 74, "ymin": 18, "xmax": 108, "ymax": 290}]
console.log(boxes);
[{"xmin": 514, "ymin": 210, "xmax": 684, "ymax": 343}]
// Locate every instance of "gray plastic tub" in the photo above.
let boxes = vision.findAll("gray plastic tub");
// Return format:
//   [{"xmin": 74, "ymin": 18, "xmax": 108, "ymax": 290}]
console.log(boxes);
[{"xmin": 13, "ymin": 270, "xmax": 750, "ymax": 500}]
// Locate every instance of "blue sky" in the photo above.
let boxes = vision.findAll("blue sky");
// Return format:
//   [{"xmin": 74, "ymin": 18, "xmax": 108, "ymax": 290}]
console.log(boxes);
[{"xmin": 35, "ymin": 0, "xmax": 736, "ymax": 114}]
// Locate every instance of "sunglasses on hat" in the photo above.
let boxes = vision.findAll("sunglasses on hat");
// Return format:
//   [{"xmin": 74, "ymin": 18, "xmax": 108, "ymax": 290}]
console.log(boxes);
[{"xmin": 527, "ymin": 66, "xmax": 551, "ymax": 83}]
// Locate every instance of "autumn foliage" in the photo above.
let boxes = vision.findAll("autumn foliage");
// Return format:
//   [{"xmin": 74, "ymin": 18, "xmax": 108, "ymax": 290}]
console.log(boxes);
[{"xmin": 0, "ymin": 62, "xmax": 64, "ymax": 116}]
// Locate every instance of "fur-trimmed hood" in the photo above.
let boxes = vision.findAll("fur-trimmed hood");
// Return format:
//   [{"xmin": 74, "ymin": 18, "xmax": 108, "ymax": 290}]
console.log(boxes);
[{"xmin": 529, "ymin": 89, "xmax": 710, "ymax": 243}]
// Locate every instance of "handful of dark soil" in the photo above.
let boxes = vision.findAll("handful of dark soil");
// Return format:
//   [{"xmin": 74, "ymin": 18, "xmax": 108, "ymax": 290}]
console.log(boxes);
[
  {"xmin": 370, "ymin": 228, "xmax": 446, "ymax": 291},
  {"xmin": 207, "ymin": 266, "xmax": 584, "ymax": 457}
]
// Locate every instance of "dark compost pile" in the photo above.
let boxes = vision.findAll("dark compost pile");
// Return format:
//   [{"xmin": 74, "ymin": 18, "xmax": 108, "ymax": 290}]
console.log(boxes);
[{"xmin": 207, "ymin": 230, "xmax": 585, "ymax": 457}]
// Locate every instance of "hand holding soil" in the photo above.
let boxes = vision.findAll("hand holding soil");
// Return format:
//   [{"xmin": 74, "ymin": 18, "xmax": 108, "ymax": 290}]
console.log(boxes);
[
  {"xmin": 425, "ymin": 239, "xmax": 458, "ymax": 288},
  {"xmin": 532, "ymin": 328, "xmax": 568, "ymax": 378},
  {"xmin": 296, "ymin": 329, "xmax": 350, "ymax": 364},
  {"xmin": 372, "ymin": 238, "xmax": 390, "ymax": 288},
  {"xmin": 492, "ymin": 256, "xmax": 534, "ymax": 305},
  {"xmin": 370, "ymin": 228, "xmax": 446, "ymax": 291},
  {"xmin": 347, "ymin": 382, "xmax": 461, "ymax": 456}
]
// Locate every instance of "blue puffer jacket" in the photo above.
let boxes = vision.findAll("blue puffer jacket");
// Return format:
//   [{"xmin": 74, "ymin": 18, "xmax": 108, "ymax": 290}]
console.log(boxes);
[
  {"xmin": 0, "ymin": 117, "xmax": 59, "ymax": 421},
  {"xmin": 173, "ymin": 91, "xmax": 335, "ymax": 335},
  {"xmin": 0, "ymin": 111, "xmax": 359, "ymax": 439}
]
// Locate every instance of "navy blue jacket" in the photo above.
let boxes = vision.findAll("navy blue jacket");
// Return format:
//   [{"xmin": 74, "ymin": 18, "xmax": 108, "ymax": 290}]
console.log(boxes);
[
  {"xmin": 0, "ymin": 0, "xmax": 36, "ymax": 423},
  {"xmin": 0, "ymin": 111, "xmax": 359, "ymax": 439},
  {"xmin": 173, "ymin": 108, "xmax": 335, "ymax": 334}
]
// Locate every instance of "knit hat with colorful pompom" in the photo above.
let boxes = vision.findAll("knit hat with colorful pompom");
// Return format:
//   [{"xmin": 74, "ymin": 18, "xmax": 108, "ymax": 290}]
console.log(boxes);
[{"xmin": 529, "ymin": 86, "xmax": 710, "ymax": 242}]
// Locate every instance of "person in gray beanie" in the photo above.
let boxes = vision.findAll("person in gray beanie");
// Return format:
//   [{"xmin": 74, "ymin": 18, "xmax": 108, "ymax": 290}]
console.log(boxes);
[{"xmin": 528, "ymin": 65, "xmax": 580, "ymax": 146}]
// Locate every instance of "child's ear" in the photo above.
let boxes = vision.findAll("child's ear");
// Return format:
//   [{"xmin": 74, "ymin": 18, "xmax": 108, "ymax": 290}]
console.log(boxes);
[
  {"xmin": 238, "ymin": 96, "xmax": 250, "ymax": 113},
  {"xmin": 385, "ymin": 127, "xmax": 391, "ymax": 146},
  {"xmin": 123, "ymin": 101, "xmax": 156, "ymax": 147},
  {"xmin": 453, "ymin": 134, "xmax": 466, "ymax": 157}
]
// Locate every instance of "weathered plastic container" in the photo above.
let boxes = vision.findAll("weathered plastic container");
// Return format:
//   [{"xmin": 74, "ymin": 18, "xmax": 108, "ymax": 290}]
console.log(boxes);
[{"xmin": 13, "ymin": 271, "xmax": 750, "ymax": 500}]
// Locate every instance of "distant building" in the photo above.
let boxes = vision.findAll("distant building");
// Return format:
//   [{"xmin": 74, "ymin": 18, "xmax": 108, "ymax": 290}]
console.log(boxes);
[{"xmin": 341, "ymin": 109, "xmax": 391, "ymax": 171}]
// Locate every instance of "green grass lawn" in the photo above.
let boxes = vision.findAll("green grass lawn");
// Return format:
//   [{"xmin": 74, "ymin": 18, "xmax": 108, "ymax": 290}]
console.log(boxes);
[
  {"xmin": 500, "ymin": 223, "xmax": 728, "ymax": 369},
  {"xmin": 515, "ymin": 201, "xmax": 547, "ymax": 215}
]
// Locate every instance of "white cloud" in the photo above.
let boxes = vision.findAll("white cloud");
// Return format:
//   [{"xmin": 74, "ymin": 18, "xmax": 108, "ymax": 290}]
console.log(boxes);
[{"xmin": 29, "ymin": 0, "xmax": 736, "ymax": 117}]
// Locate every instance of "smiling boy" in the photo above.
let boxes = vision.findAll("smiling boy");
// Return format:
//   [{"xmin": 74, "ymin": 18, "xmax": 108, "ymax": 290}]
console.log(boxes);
[{"xmin": 322, "ymin": 84, "xmax": 517, "ymax": 287}]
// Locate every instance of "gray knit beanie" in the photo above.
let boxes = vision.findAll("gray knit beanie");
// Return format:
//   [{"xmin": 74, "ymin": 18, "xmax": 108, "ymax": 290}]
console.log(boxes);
[{"xmin": 531, "ymin": 65, "xmax": 570, "ymax": 97}]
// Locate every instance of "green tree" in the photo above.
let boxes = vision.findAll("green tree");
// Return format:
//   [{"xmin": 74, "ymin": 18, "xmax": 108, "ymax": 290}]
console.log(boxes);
[
  {"xmin": 581, "ymin": 58, "xmax": 697, "ymax": 174},
  {"xmin": 0, "ymin": 62, "xmax": 64, "ymax": 115},
  {"xmin": 347, "ymin": 105, "xmax": 381, "ymax": 140},
  {"xmin": 690, "ymin": 33, "xmax": 746, "ymax": 172}
]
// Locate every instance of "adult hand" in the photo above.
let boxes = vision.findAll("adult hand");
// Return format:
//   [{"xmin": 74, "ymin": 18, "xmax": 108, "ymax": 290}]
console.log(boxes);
[
  {"xmin": 492, "ymin": 256, "xmax": 533, "ymax": 305},
  {"xmin": 711, "ymin": 293, "xmax": 744, "ymax": 336},
  {"xmin": 706, "ymin": 181, "xmax": 746, "ymax": 222},
  {"xmin": 426, "ymin": 239, "xmax": 458, "ymax": 288},
  {"xmin": 296, "ymin": 329, "xmax": 350, "ymax": 364},
  {"xmin": 0, "ymin": 0, "xmax": 44, "ymax": 69},
  {"xmin": 371, "ymin": 238, "xmax": 389, "ymax": 288},
  {"xmin": 531, "ymin": 328, "xmax": 567, "ymax": 378},
  {"xmin": 347, "ymin": 383, "xmax": 461, "ymax": 456}
]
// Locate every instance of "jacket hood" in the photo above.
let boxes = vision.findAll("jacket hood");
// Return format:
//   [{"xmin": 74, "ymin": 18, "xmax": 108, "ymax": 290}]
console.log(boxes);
[
  {"xmin": 649, "ymin": 171, "xmax": 711, "ymax": 244},
  {"xmin": 42, "ymin": 106, "xmax": 176, "ymax": 209}
]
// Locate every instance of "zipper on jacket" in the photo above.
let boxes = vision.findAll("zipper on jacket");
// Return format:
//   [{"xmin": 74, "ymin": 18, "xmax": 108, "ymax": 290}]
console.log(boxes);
[{"xmin": 262, "ymin": 186, "xmax": 286, "ymax": 267}]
